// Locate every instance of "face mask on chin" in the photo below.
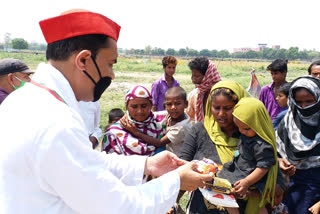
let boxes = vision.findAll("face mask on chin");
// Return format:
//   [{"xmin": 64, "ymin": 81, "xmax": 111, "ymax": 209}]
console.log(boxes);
[
  {"xmin": 82, "ymin": 56, "xmax": 112, "ymax": 102},
  {"xmin": 12, "ymin": 75, "xmax": 27, "ymax": 90}
]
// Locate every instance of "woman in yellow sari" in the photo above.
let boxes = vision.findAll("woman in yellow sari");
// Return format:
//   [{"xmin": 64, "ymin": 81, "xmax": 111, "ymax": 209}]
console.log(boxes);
[
  {"xmin": 181, "ymin": 80, "xmax": 247, "ymax": 214},
  {"xmin": 180, "ymin": 81, "xmax": 283, "ymax": 214}
]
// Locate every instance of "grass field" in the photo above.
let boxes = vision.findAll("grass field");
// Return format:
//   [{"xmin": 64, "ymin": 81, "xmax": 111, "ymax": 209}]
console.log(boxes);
[{"xmin": 0, "ymin": 52, "xmax": 309, "ymax": 211}]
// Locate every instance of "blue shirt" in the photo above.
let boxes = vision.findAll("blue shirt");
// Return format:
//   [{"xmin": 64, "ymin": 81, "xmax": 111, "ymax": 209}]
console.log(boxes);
[{"xmin": 272, "ymin": 108, "xmax": 288, "ymax": 130}]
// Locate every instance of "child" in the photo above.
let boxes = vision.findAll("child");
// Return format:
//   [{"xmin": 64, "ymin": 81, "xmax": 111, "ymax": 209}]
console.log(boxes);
[
  {"xmin": 218, "ymin": 97, "xmax": 278, "ymax": 214},
  {"xmin": 163, "ymin": 86, "xmax": 190, "ymax": 157},
  {"xmin": 309, "ymin": 201, "xmax": 320, "ymax": 214},
  {"xmin": 151, "ymin": 56, "xmax": 179, "ymax": 112},
  {"xmin": 104, "ymin": 108, "xmax": 124, "ymax": 132},
  {"xmin": 308, "ymin": 60, "xmax": 320, "ymax": 79},
  {"xmin": 259, "ymin": 59, "xmax": 288, "ymax": 121},
  {"xmin": 273, "ymin": 82, "xmax": 291, "ymax": 129},
  {"xmin": 163, "ymin": 86, "xmax": 190, "ymax": 214}
]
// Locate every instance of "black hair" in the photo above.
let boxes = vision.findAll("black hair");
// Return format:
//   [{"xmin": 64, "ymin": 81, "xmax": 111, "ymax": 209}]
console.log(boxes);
[
  {"xmin": 308, "ymin": 60, "xmax": 320, "ymax": 74},
  {"xmin": 276, "ymin": 82, "xmax": 291, "ymax": 97},
  {"xmin": 188, "ymin": 57, "xmax": 209, "ymax": 75},
  {"xmin": 108, "ymin": 108, "xmax": 125, "ymax": 123},
  {"xmin": 267, "ymin": 59, "xmax": 288, "ymax": 73},
  {"xmin": 46, "ymin": 34, "xmax": 110, "ymax": 61},
  {"xmin": 211, "ymin": 88, "xmax": 238, "ymax": 104},
  {"xmin": 165, "ymin": 86, "xmax": 187, "ymax": 102},
  {"xmin": 162, "ymin": 56, "xmax": 177, "ymax": 68}
]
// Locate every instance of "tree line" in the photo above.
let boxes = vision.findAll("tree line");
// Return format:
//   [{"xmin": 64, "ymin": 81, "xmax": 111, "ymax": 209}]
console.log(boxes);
[
  {"xmin": 123, "ymin": 46, "xmax": 320, "ymax": 61},
  {"xmin": 2, "ymin": 33, "xmax": 320, "ymax": 61}
]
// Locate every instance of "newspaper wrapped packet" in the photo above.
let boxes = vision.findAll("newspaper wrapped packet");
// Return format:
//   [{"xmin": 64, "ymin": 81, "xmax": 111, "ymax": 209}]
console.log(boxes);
[
  {"xmin": 196, "ymin": 158, "xmax": 233, "ymax": 194},
  {"xmin": 196, "ymin": 158, "xmax": 238, "ymax": 208}
]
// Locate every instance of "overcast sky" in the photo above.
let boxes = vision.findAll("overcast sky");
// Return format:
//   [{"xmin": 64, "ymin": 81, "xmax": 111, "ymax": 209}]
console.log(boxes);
[{"xmin": 1, "ymin": 0, "xmax": 319, "ymax": 52}]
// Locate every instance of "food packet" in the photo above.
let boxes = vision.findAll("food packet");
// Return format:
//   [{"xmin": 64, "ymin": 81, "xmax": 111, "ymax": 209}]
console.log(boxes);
[
  {"xmin": 195, "ymin": 158, "xmax": 222, "ymax": 175},
  {"xmin": 205, "ymin": 177, "xmax": 233, "ymax": 194}
]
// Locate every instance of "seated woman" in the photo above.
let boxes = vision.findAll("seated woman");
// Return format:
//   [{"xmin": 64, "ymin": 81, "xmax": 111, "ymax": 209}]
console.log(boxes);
[
  {"xmin": 276, "ymin": 75, "xmax": 320, "ymax": 214},
  {"xmin": 102, "ymin": 85, "xmax": 166, "ymax": 156}
]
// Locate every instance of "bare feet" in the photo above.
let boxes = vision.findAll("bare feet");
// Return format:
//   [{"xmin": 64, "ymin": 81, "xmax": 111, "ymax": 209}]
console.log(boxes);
[{"xmin": 309, "ymin": 201, "xmax": 320, "ymax": 214}]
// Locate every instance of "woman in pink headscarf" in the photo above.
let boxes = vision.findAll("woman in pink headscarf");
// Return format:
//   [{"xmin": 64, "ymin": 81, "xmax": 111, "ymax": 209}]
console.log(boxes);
[
  {"xmin": 186, "ymin": 57, "xmax": 221, "ymax": 123},
  {"xmin": 102, "ymin": 85, "xmax": 166, "ymax": 156}
]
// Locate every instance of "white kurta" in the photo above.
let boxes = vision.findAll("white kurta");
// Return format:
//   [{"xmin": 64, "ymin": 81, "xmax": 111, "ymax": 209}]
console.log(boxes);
[
  {"xmin": 78, "ymin": 101, "xmax": 103, "ymax": 141},
  {"xmin": 0, "ymin": 63, "xmax": 180, "ymax": 214}
]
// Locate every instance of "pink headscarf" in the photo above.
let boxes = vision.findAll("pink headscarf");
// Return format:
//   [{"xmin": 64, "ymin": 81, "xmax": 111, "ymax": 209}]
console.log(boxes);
[{"xmin": 195, "ymin": 60, "xmax": 221, "ymax": 122}]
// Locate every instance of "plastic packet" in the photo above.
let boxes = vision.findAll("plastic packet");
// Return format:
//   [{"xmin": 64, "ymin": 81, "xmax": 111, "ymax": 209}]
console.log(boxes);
[{"xmin": 196, "ymin": 158, "xmax": 222, "ymax": 175}]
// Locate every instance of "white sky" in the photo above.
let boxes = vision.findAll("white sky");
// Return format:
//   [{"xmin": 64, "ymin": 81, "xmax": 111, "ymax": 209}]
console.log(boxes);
[{"xmin": 1, "ymin": 0, "xmax": 319, "ymax": 52}]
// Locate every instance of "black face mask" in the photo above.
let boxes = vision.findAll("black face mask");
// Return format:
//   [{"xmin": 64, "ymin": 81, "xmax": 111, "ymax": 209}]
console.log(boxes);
[{"xmin": 82, "ymin": 56, "xmax": 112, "ymax": 102}]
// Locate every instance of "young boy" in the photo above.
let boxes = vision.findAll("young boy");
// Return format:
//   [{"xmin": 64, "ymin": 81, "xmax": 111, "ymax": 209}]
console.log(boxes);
[
  {"xmin": 163, "ymin": 86, "xmax": 190, "ymax": 214},
  {"xmin": 163, "ymin": 86, "xmax": 190, "ymax": 156},
  {"xmin": 308, "ymin": 60, "xmax": 320, "ymax": 79},
  {"xmin": 259, "ymin": 59, "xmax": 288, "ymax": 120},
  {"xmin": 104, "ymin": 108, "xmax": 124, "ymax": 132},
  {"xmin": 273, "ymin": 82, "xmax": 291, "ymax": 129},
  {"xmin": 151, "ymin": 56, "xmax": 179, "ymax": 112}
]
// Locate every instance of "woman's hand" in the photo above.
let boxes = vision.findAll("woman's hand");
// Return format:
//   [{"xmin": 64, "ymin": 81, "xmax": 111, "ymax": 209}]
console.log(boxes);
[
  {"xmin": 120, "ymin": 115, "xmax": 138, "ymax": 136},
  {"xmin": 278, "ymin": 158, "xmax": 296, "ymax": 176},
  {"xmin": 233, "ymin": 178, "xmax": 250, "ymax": 197}
]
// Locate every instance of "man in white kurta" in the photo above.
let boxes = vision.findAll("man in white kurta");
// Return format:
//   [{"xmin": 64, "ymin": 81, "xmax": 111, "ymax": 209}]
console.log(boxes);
[
  {"xmin": 0, "ymin": 62, "xmax": 181, "ymax": 214},
  {"xmin": 0, "ymin": 9, "xmax": 213, "ymax": 214}
]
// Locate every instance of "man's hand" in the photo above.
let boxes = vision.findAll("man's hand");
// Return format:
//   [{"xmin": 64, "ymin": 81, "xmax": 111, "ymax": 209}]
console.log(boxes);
[
  {"xmin": 279, "ymin": 158, "xmax": 296, "ymax": 176},
  {"xmin": 89, "ymin": 136, "xmax": 98, "ymax": 149},
  {"xmin": 144, "ymin": 151, "xmax": 187, "ymax": 177},
  {"xmin": 176, "ymin": 162, "xmax": 214, "ymax": 191}
]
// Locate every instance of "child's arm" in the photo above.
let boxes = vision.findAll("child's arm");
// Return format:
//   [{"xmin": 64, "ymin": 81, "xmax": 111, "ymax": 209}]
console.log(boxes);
[
  {"xmin": 133, "ymin": 131, "xmax": 171, "ymax": 147},
  {"xmin": 234, "ymin": 167, "xmax": 269, "ymax": 196},
  {"xmin": 120, "ymin": 115, "xmax": 171, "ymax": 147}
]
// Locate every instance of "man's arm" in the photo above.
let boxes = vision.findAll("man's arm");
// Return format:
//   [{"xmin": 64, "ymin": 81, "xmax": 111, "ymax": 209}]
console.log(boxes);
[{"xmin": 38, "ymin": 121, "xmax": 213, "ymax": 214}]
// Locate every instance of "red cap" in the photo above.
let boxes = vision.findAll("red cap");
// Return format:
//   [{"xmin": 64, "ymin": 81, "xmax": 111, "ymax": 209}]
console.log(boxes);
[{"xmin": 39, "ymin": 10, "xmax": 121, "ymax": 44}]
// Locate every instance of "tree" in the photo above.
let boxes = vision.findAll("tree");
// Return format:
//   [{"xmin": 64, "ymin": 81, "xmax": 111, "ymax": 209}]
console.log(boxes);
[
  {"xmin": 274, "ymin": 49, "xmax": 287, "ymax": 59},
  {"xmin": 29, "ymin": 41, "xmax": 47, "ymax": 51},
  {"xmin": 11, "ymin": 38, "xmax": 28, "ymax": 49},
  {"xmin": 166, "ymin": 48, "xmax": 175, "ymax": 56},
  {"xmin": 210, "ymin": 50, "xmax": 218, "ymax": 58},
  {"xmin": 178, "ymin": 48, "xmax": 187, "ymax": 56},
  {"xmin": 298, "ymin": 50, "xmax": 308, "ymax": 60},
  {"xmin": 199, "ymin": 49, "xmax": 211, "ymax": 57},
  {"xmin": 144, "ymin": 45, "xmax": 152, "ymax": 55},
  {"xmin": 188, "ymin": 49, "xmax": 198, "ymax": 57},
  {"xmin": 287, "ymin": 47, "xmax": 299, "ymax": 60},
  {"xmin": 246, "ymin": 50, "xmax": 259, "ymax": 59},
  {"xmin": 151, "ymin": 47, "xmax": 164, "ymax": 56},
  {"xmin": 4, "ymin": 33, "xmax": 11, "ymax": 50},
  {"xmin": 217, "ymin": 50, "xmax": 229, "ymax": 58}
]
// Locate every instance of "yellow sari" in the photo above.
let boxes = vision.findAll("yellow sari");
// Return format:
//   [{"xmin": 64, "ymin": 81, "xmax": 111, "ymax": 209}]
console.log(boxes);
[
  {"xmin": 233, "ymin": 98, "xmax": 278, "ymax": 212},
  {"xmin": 203, "ymin": 80, "xmax": 247, "ymax": 164}
]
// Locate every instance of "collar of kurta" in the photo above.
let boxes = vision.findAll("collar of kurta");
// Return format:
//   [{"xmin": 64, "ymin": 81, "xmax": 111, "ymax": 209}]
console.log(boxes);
[{"xmin": 32, "ymin": 63, "xmax": 80, "ymax": 114}]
